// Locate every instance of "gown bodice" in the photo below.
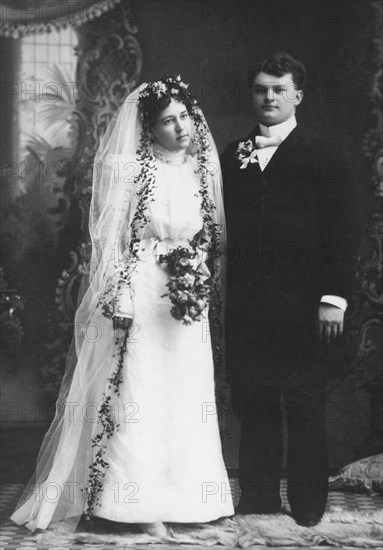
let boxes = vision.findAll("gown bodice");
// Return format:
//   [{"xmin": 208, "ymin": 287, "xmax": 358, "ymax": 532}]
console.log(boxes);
[{"xmin": 142, "ymin": 155, "xmax": 203, "ymax": 243}]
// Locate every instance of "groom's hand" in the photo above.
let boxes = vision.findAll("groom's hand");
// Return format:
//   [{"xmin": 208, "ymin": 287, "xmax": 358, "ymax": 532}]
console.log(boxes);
[{"xmin": 316, "ymin": 303, "xmax": 344, "ymax": 344}]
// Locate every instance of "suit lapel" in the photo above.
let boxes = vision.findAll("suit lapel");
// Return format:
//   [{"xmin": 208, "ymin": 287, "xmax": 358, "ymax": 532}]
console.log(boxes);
[
  {"xmin": 232, "ymin": 128, "xmax": 265, "ymax": 205},
  {"xmin": 229, "ymin": 125, "xmax": 309, "ymax": 203},
  {"xmin": 262, "ymin": 125, "xmax": 307, "ymax": 180},
  {"xmin": 237, "ymin": 127, "xmax": 263, "ymax": 184}
]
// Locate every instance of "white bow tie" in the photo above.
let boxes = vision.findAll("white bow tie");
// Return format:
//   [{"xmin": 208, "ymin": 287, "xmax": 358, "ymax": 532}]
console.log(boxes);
[{"xmin": 255, "ymin": 135, "xmax": 283, "ymax": 148}]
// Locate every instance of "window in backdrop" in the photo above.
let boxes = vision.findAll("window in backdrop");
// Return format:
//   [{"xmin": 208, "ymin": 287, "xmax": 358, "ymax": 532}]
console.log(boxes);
[
  {"xmin": 13, "ymin": 27, "xmax": 79, "ymax": 255},
  {"xmin": 20, "ymin": 27, "xmax": 78, "ymax": 156}
]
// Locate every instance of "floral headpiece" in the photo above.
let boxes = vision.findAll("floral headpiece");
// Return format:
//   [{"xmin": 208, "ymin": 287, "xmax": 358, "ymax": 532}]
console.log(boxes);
[
  {"xmin": 138, "ymin": 75, "xmax": 200, "ymax": 134},
  {"xmin": 139, "ymin": 74, "xmax": 191, "ymax": 99}
]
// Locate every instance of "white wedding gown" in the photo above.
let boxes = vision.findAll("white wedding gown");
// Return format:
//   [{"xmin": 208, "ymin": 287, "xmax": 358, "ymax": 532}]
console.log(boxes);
[{"xmin": 94, "ymin": 153, "xmax": 234, "ymax": 522}]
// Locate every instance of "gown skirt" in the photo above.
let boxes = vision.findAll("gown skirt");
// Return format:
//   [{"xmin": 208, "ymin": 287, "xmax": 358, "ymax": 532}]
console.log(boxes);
[
  {"xmin": 94, "ymin": 158, "xmax": 234, "ymax": 522},
  {"xmin": 9, "ymin": 157, "xmax": 233, "ymax": 532}
]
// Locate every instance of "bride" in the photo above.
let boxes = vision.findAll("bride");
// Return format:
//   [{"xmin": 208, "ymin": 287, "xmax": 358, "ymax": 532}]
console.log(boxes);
[{"xmin": 11, "ymin": 75, "xmax": 234, "ymax": 536}]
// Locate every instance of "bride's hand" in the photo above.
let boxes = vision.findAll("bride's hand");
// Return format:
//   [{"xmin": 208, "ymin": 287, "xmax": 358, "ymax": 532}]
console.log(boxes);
[{"xmin": 113, "ymin": 316, "xmax": 133, "ymax": 332}]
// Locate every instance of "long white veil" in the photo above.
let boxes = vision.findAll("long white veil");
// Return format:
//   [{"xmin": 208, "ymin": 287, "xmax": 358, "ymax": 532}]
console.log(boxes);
[{"xmin": 11, "ymin": 78, "xmax": 227, "ymax": 533}]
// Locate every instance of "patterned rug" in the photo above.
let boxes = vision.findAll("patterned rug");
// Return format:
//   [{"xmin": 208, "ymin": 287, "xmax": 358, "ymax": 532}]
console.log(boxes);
[
  {"xmin": 1, "ymin": 482, "xmax": 383, "ymax": 549},
  {"xmin": 16, "ymin": 507, "xmax": 380, "ymax": 549}
]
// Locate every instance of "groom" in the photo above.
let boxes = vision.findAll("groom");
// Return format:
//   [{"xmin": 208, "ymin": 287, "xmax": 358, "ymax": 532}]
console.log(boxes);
[{"xmin": 221, "ymin": 52, "xmax": 359, "ymax": 527}]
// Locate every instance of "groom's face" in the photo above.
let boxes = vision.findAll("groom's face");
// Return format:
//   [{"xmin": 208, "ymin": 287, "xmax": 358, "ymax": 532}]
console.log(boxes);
[{"xmin": 251, "ymin": 71, "xmax": 303, "ymax": 126}]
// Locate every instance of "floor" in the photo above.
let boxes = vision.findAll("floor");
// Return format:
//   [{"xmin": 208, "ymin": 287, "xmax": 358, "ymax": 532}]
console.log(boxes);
[{"xmin": 1, "ymin": 480, "xmax": 383, "ymax": 549}]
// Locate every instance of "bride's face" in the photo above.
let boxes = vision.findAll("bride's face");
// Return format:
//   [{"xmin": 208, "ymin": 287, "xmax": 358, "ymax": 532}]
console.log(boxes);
[{"xmin": 151, "ymin": 99, "xmax": 192, "ymax": 152}]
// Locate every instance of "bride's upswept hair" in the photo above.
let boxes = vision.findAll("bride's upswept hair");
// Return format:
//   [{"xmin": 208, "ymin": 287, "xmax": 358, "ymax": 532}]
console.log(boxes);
[{"xmin": 138, "ymin": 74, "xmax": 199, "ymax": 133}]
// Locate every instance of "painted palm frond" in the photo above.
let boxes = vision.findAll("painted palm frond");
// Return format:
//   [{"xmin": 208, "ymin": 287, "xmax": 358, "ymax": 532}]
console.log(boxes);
[
  {"xmin": 26, "ymin": 133, "xmax": 73, "ymax": 164},
  {"xmin": 37, "ymin": 63, "xmax": 78, "ymax": 141}
]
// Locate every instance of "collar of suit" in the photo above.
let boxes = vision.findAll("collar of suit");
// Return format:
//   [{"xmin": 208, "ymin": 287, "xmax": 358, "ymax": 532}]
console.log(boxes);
[
  {"xmin": 259, "ymin": 115, "xmax": 297, "ymax": 141},
  {"xmin": 254, "ymin": 116, "xmax": 298, "ymax": 171},
  {"xmin": 240, "ymin": 118, "xmax": 310, "ymax": 176}
]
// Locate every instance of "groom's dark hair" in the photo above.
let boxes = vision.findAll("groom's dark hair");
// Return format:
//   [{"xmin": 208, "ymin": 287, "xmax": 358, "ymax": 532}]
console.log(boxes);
[{"xmin": 247, "ymin": 52, "xmax": 306, "ymax": 90}]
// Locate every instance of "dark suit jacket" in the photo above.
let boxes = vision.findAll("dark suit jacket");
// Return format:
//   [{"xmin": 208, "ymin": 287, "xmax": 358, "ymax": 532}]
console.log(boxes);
[{"xmin": 221, "ymin": 124, "xmax": 360, "ymax": 390}]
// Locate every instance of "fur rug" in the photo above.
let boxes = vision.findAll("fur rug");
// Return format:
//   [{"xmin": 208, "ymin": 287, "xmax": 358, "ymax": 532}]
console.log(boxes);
[{"xmin": 31, "ymin": 507, "xmax": 383, "ymax": 548}]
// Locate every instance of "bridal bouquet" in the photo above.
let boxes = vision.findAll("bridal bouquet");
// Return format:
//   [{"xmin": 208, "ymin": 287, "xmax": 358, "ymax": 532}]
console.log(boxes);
[{"xmin": 159, "ymin": 243, "xmax": 211, "ymax": 325}]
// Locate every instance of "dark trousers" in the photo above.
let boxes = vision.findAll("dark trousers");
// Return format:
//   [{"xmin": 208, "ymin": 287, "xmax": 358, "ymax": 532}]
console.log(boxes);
[{"xmin": 238, "ymin": 381, "xmax": 329, "ymax": 517}]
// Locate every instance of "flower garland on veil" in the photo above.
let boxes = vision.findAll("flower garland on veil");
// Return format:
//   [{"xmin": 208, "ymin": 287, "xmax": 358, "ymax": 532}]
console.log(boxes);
[{"xmin": 83, "ymin": 75, "xmax": 225, "ymax": 519}]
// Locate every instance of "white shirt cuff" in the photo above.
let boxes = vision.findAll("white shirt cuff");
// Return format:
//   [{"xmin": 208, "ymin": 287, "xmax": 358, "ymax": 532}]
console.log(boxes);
[{"xmin": 320, "ymin": 295, "xmax": 348, "ymax": 311}]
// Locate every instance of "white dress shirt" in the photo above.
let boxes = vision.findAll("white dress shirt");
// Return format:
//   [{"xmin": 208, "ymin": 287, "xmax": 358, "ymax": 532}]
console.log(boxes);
[
  {"xmin": 256, "ymin": 115, "xmax": 347, "ymax": 312},
  {"xmin": 257, "ymin": 116, "xmax": 297, "ymax": 171}
]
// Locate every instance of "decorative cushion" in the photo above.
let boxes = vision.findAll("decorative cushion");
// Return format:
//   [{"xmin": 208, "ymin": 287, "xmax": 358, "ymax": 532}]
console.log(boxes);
[{"xmin": 329, "ymin": 454, "xmax": 383, "ymax": 495}]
